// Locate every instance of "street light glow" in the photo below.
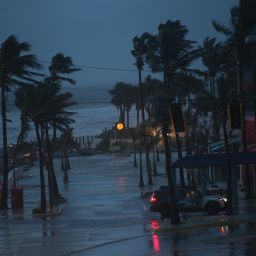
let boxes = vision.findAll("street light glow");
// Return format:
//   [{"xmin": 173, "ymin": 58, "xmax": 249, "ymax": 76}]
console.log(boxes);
[{"xmin": 115, "ymin": 122, "xmax": 125, "ymax": 131}]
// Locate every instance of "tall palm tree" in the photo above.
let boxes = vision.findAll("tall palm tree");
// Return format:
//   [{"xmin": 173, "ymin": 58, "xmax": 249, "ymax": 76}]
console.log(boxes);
[
  {"xmin": 195, "ymin": 67, "xmax": 237, "ymax": 214},
  {"xmin": 0, "ymin": 35, "xmax": 41, "ymax": 209},
  {"xmin": 132, "ymin": 33, "xmax": 154, "ymax": 185},
  {"xmin": 15, "ymin": 82, "xmax": 76, "ymax": 213},
  {"xmin": 200, "ymin": 37, "xmax": 234, "ymax": 142},
  {"xmin": 151, "ymin": 87, "xmax": 180, "ymax": 224},
  {"xmin": 46, "ymin": 53, "xmax": 81, "ymax": 142},
  {"xmin": 146, "ymin": 20, "xmax": 201, "ymax": 186},
  {"xmin": 212, "ymin": 0, "xmax": 256, "ymax": 198}
]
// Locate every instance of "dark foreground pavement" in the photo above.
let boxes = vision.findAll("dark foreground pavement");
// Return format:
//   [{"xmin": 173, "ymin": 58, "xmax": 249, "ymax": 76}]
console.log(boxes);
[{"xmin": 1, "ymin": 154, "xmax": 256, "ymax": 256}]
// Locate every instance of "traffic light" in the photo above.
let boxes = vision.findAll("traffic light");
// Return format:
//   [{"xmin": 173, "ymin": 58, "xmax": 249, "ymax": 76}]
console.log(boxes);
[
  {"xmin": 115, "ymin": 122, "xmax": 125, "ymax": 131},
  {"xmin": 170, "ymin": 103, "xmax": 185, "ymax": 132},
  {"xmin": 228, "ymin": 99, "xmax": 241, "ymax": 129}
]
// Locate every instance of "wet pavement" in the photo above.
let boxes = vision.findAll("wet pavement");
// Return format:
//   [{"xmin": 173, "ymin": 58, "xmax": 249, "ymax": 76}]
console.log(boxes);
[{"xmin": 0, "ymin": 153, "xmax": 256, "ymax": 255}]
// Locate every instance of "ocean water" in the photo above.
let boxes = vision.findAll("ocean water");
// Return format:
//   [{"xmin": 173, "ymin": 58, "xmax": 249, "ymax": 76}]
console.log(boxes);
[{"xmin": 0, "ymin": 86, "xmax": 137, "ymax": 145}]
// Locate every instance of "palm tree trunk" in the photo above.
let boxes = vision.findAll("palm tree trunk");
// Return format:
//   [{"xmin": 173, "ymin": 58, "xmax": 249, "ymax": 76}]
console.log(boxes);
[
  {"xmin": 35, "ymin": 123, "xmax": 47, "ymax": 213},
  {"xmin": 237, "ymin": 48, "xmax": 253, "ymax": 199},
  {"xmin": 138, "ymin": 140, "xmax": 144, "ymax": 187},
  {"xmin": 12, "ymin": 125, "xmax": 29, "ymax": 189},
  {"xmin": 138, "ymin": 64, "xmax": 152, "ymax": 185},
  {"xmin": 156, "ymin": 142, "xmax": 160, "ymax": 162},
  {"xmin": 66, "ymin": 154, "xmax": 70, "ymax": 170},
  {"xmin": 209, "ymin": 75, "xmax": 213, "ymax": 95},
  {"xmin": 152, "ymin": 142, "xmax": 157, "ymax": 175},
  {"xmin": 212, "ymin": 110, "xmax": 220, "ymax": 141},
  {"xmin": 61, "ymin": 156, "xmax": 64, "ymax": 171},
  {"xmin": 175, "ymin": 132, "xmax": 185, "ymax": 186},
  {"xmin": 133, "ymin": 138, "xmax": 137, "ymax": 167},
  {"xmin": 136, "ymin": 107, "xmax": 140, "ymax": 126},
  {"xmin": 126, "ymin": 110, "xmax": 130, "ymax": 128},
  {"xmin": 223, "ymin": 117, "xmax": 233, "ymax": 215},
  {"xmin": 121, "ymin": 107, "xmax": 125, "ymax": 123},
  {"xmin": 63, "ymin": 148, "xmax": 68, "ymax": 183},
  {"xmin": 63, "ymin": 143, "xmax": 68, "ymax": 183},
  {"xmin": 52, "ymin": 122, "xmax": 57, "ymax": 149},
  {"xmin": 162, "ymin": 120, "xmax": 180, "ymax": 224},
  {"xmin": 45, "ymin": 124, "xmax": 61, "ymax": 199},
  {"xmin": 145, "ymin": 138, "xmax": 153, "ymax": 185},
  {"xmin": 0, "ymin": 86, "xmax": 9, "ymax": 209}
]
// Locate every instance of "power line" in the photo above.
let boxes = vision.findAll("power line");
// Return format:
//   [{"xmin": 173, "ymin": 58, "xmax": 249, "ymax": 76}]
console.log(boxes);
[
  {"xmin": 1, "ymin": 52, "xmax": 152, "ymax": 73},
  {"xmin": 39, "ymin": 59, "xmax": 139, "ymax": 72},
  {"xmin": 62, "ymin": 88, "xmax": 111, "ymax": 91},
  {"xmin": 6, "ymin": 101, "xmax": 112, "ymax": 106},
  {"xmin": 39, "ymin": 59, "xmax": 152, "ymax": 73}
]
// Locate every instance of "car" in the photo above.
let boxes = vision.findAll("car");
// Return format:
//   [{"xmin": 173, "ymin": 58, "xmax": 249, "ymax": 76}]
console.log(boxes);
[{"xmin": 149, "ymin": 186, "xmax": 227, "ymax": 219}]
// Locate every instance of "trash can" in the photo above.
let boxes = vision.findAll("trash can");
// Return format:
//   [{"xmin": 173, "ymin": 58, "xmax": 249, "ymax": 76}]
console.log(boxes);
[{"xmin": 11, "ymin": 186, "xmax": 24, "ymax": 209}]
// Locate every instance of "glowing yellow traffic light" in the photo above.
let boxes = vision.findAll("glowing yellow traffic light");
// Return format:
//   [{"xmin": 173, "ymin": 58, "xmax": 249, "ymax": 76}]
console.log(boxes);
[{"xmin": 115, "ymin": 122, "xmax": 125, "ymax": 131}]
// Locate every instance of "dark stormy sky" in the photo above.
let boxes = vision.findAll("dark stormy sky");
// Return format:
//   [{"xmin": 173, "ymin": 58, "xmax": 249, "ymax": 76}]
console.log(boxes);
[{"xmin": 1, "ymin": 0, "xmax": 238, "ymax": 88}]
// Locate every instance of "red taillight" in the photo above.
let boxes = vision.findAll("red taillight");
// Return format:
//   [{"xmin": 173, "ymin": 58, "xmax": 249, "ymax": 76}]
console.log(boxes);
[{"xmin": 150, "ymin": 195, "xmax": 157, "ymax": 203}]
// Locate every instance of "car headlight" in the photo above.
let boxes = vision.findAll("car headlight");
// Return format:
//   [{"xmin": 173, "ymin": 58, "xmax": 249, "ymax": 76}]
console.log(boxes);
[{"xmin": 219, "ymin": 197, "xmax": 227, "ymax": 203}]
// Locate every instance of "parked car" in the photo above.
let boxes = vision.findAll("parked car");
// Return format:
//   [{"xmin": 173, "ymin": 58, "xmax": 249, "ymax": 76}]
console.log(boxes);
[{"xmin": 149, "ymin": 186, "xmax": 227, "ymax": 219}]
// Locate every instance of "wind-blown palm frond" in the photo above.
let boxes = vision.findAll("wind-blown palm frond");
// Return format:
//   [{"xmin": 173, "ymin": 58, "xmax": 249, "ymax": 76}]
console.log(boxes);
[
  {"xmin": 212, "ymin": 20, "xmax": 233, "ymax": 36},
  {"xmin": 48, "ymin": 53, "xmax": 81, "ymax": 84}
]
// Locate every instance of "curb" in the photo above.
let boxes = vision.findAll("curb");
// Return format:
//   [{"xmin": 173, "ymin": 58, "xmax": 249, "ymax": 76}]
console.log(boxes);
[
  {"xmin": 147, "ymin": 214, "xmax": 255, "ymax": 234},
  {"xmin": 32, "ymin": 207, "xmax": 64, "ymax": 217}
]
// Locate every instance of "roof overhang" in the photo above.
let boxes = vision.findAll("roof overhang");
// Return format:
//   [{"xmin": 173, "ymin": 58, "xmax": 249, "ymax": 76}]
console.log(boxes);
[{"xmin": 172, "ymin": 152, "xmax": 256, "ymax": 168}]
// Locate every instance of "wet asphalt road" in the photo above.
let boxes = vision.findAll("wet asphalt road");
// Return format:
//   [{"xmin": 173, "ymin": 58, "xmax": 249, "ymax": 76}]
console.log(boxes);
[{"xmin": 0, "ymin": 153, "xmax": 256, "ymax": 255}]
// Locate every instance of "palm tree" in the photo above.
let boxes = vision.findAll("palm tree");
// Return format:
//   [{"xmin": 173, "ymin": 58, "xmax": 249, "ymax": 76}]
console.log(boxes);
[
  {"xmin": 200, "ymin": 37, "xmax": 233, "ymax": 142},
  {"xmin": 151, "ymin": 87, "xmax": 180, "ymax": 224},
  {"xmin": 109, "ymin": 82, "xmax": 137, "ymax": 127},
  {"xmin": 15, "ymin": 82, "xmax": 76, "ymax": 212},
  {"xmin": 60, "ymin": 129, "xmax": 74, "ymax": 183},
  {"xmin": 212, "ymin": 0, "xmax": 256, "ymax": 199},
  {"xmin": 132, "ymin": 33, "xmax": 154, "ymax": 185},
  {"xmin": 146, "ymin": 20, "xmax": 201, "ymax": 186},
  {"xmin": 201, "ymin": 37, "xmax": 223, "ymax": 96},
  {"xmin": 48, "ymin": 53, "xmax": 81, "ymax": 84},
  {"xmin": 0, "ymin": 35, "xmax": 41, "ymax": 209},
  {"xmin": 195, "ymin": 65, "xmax": 237, "ymax": 214},
  {"xmin": 46, "ymin": 53, "xmax": 81, "ymax": 141}
]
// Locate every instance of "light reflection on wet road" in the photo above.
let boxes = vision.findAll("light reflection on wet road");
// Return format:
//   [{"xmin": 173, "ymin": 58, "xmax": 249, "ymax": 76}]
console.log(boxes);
[{"xmin": 0, "ymin": 154, "xmax": 256, "ymax": 255}]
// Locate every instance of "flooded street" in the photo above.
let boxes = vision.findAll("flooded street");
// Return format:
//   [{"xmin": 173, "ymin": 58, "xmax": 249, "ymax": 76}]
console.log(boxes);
[{"xmin": 1, "ymin": 154, "xmax": 256, "ymax": 255}]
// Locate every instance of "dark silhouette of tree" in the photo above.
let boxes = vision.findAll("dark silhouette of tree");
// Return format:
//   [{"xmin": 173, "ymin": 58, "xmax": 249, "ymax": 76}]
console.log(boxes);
[
  {"xmin": 151, "ymin": 87, "xmax": 180, "ymax": 224},
  {"xmin": 46, "ymin": 53, "xmax": 81, "ymax": 142},
  {"xmin": 132, "ymin": 33, "xmax": 154, "ymax": 185},
  {"xmin": 0, "ymin": 35, "xmax": 41, "ymax": 209},
  {"xmin": 109, "ymin": 82, "xmax": 137, "ymax": 128},
  {"xmin": 15, "ymin": 82, "xmax": 76, "ymax": 213},
  {"xmin": 146, "ymin": 20, "xmax": 201, "ymax": 186},
  {"xmin": 212, "ymin": 0, "xmax": 256, "ymax": 199}
]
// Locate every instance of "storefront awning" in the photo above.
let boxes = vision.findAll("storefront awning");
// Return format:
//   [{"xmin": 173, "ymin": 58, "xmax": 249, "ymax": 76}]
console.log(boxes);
[{"xmin": 171, "ymin": 152, "xmax": 256, "ymax": 168}]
